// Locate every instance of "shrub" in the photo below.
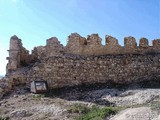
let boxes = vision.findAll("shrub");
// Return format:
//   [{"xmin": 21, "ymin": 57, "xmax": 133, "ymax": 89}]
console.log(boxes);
[
  {"xmin": 151, "ymin": 101, "xmax": 160, "ymax": 112},
  {"xmin": 32, "ymin": 94, "xmax": 45, "ymax": 100},
  {"xmin": 67, "ymin": 103, "xmax": 89, "ymax": 114},
  {"xmin": 72, "ymin": 105, "xmax": 118, "ymax": 120}
]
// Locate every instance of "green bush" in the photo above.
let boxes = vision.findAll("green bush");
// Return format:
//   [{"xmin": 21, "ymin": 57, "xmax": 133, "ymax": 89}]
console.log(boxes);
[
  {"xmin": 74, "ymin": 105, "xmax": 118, "ymax": 120},
  {"xmin": 32, "ymin": 94, "xmax": 45, "ymax": 100},
  {"xmin": 151, "ymin": 101, "xmax": 160, "ymax": 112},
  {"xmin": 67, "ymin": 103, "xmax": 89, "ymax": 114}
]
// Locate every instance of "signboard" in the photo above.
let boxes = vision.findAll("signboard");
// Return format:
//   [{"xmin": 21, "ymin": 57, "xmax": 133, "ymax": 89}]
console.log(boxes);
[{"xmin": 31, "ymin": 81, "xmax": 48, "ymax": 93}]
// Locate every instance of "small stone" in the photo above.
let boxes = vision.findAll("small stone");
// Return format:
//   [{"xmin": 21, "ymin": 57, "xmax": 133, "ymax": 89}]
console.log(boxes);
[
  {"xmin": 10, "ymin": 109, "xmax": 31, "ymax": 118},
  {"xmin": 13, "ymin": 95, "xmax": 18, "ymax": 98}
]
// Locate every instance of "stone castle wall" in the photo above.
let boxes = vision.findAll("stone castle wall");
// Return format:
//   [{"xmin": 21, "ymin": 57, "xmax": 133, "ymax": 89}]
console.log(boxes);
[
  {"xmin": 27, "ymin": 54, "xmax": 160, "ymax": 88},
  {"xmin": 5, "ymin": 33, "xmax": 160, "ymax": 88}
]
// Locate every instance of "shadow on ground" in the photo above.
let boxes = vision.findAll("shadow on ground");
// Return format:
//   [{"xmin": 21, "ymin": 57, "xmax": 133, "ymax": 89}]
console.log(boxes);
[
  {"xmin": 44, "ymin": 79, "xmax": 160, "ymax": 106},
  {"xmin": 2, "ymin": 78, "xmax": 160, "ymax": 106}
]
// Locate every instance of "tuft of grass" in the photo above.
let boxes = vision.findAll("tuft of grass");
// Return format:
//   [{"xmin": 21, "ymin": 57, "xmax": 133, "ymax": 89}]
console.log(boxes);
[
  {"xmin": 68, "ymin": 104, "xmax": 118, "ymax": 120},
  {"xmin": 150, "ymin": 101, "xmax": 160, "ymax": 113},
  {"xmin": 32, "ymin": 94, "xmax": 45, "ymax": 100},
  {"xmin": 67, "ymin": 103, "xmax": 89, "ymax": 114},
  {"xmin": 75, "ymin": 106, "xmax": 118, "ymax": 120}
]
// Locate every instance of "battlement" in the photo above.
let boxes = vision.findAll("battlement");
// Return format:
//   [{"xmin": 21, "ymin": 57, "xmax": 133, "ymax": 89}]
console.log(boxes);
[
  {"xmin": 5, "ymin": 33, "xmax": 160, "ymax": 89},
  {"xmin": 6, "ymin": 33, "xmax": 160, "ymax": 73},
  {"xmin": 46, "ymin": 37, "xmax": 64, "ymax": 57},
  {"xmin": 64, "ymin": 33, "xmax": 160, "ymax": 55}
]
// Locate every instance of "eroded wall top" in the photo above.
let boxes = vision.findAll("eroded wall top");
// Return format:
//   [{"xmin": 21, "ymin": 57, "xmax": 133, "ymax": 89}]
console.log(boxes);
[{"xmin": 7, "ymin": 33, "xmax": 160, "ymax": 73}]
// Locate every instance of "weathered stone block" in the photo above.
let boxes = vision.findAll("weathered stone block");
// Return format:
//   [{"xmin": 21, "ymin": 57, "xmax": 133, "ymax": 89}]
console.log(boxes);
[
  {"xmin": 87, "ymin": 34, "xmax": 102, "ymax": 45},
  {"xmin": 65, "ymin": 33, "xmax": 87, "ymax": 55},
  {"xmin": 46, "ymin": 37, "xmax": 64, "ymax": 57},
  {"xmin": 105, "ymin": 35, "xmax": 122, "ymax": 54},
  {"xmin": 10, "ymin": 35, "xmax": 21, "ymax": 50},
  {"xmin": 124, "ymin": 36, "xmax": 137, "ymax": 53},
  {"xmin": 124, "ymin": 36, "xmax": 137, "ymax": 48},
  {"xmin": 139, "ymin": 38, "xmax": 149, "ymax": 48},
  {"xmin": 105, "ymin": 35, "xmax": 119, "ymax": 46},
  {"xmin": 152, "ymin": 39, "xmax": 160, "ymax": 48}
]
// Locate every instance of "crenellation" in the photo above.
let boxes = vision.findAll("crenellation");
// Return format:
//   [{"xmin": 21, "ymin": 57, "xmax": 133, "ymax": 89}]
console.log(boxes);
[
  {"xmin": 105, "ymin": 35, "xmax": 119, "ymax": 46},
  {"xmin": 105, "ymin": 35, "xmax": 122, "ymax": 54},
  {"xmin": 84, "ymin": 34, "xmax": 104, "ymax": 55},
  {"xmin": 7, "ymin": 34, "xmax": 160, "ymax": 63},
  {"xmin": 65, "ymin": 33, "xmax": 86, "ymax": 55},
  {"xmin": 5, "ymin": 33, "xmax": 160, "ymax": 89},
  {"xmin": 152, "ymin": 39, "xmax": 160, "ymax": 48},
  {"xmin": 124, "ymin": 36, "xmax": 137, "ymax": 53},
  {"xmin": 136, "ymin": 37, "xmax": 152, "ymax": 55},
  {"xmin": 46, "ymin": 37, "xmax": 64, "ymax": 57},
  {"xmin": 139, "ymin": 38, "xmax": 149, "ymax": 48},
  {"xmin": 86, "ymin": 34, "xmax": 102, "ymax": 45}
]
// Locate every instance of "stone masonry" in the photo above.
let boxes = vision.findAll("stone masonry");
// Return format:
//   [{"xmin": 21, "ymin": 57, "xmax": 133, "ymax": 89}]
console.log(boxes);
[
  {"xmin": 5, "ymin": 33, "xmax": 160, "ymax": 89},
  {"xmin": 6, "ymin": 35, "xmax": 30, "ymax": 73}
]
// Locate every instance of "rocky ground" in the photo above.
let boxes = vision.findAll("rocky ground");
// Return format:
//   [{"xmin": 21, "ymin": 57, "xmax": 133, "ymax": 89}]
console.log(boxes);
[{"xmin": 0, "ymin": 84, "xmax": 160, "ymax": 120}]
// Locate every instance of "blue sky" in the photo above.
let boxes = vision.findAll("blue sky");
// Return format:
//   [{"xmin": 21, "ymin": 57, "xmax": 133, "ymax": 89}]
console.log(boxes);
[{"xmin": 0, "ymin": 0, "xmax": 159, "ymax": 75}]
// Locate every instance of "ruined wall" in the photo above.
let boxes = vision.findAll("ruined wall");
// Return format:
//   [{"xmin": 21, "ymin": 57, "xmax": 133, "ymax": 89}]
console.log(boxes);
[
  {"xmin": 6, "ymin": 35, "xmax": 30, "ymax": 73},
  {"xmin": 105, "ymin": 35, "xmax": 123, "ymax": 54},
  {"xmin": 7, "ymin": 35, "xmax": 20, "ymax": 71},
  {"xmin": 31, "ymin": 46, "xmax": 46, "ymax": 61},
  {"xmin": 65, "ymin": 33, "xmax": 87, "ymax": 55},
  {"xmin": 27, "ymin": 54, "xmax": 160, "ymax": 88},
  {"xmin": 46, "ymin": 37, "xmax": 64, "ymax": 57},
  {"xmin": 65, "ymin": 33, "xmax": 107, "ymax": 56},
  {"xmin": 6, "ymin": 34, "xmax": 160, "ymax": 88},
  {"xmin": 65, "ymin": 33, "xmax": 160, "ymax": 55}
]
